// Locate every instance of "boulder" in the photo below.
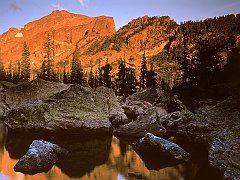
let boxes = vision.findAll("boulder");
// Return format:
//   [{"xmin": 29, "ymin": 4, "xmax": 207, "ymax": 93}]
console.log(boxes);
[
  {"xmin": 118, "ymin": 96, "xmax": 240, "ymax": 179},
  {"xmin": 198, "ymin": 97, "xmax": 240, "ymax": 180},
  {"xmin": 114, "ymin": 106, "xmax": 168, "ymax": 138},
  {"xmin": 126, "ymin": 84, "xmax": 179, "ymax": 113},
  {"xmin": 109, "ymin": 111, "xmax": 129, "ymax": 127},
  {"xmin": 5, "ymin": 132, "xmax": 111, "ymax": 178},
  {"xmin": 0, "ymin": 79, "xmax": 70, "ymax": 118},
  {"xmin": 121, "ymin": 103, "xmax": 148, "ymax": 120},
  {"xmin": 5, "ymin": 78, "xmax": 70, "ymax": 108},
  {"xmin": 5, "ymin": 85, "xmax": 121, "ymax": 134},
  {"xmin": 134, "ymin": 133, "xmax": 191, "ymax": 162},
  {"xmin": 14, "ymin": 140, "xmax": 68, "ymax": 174},
  {"xmin": 0, "ymin": 92, "xmax": 10, "ymax": 118},
  {"xmin": 0, "ymin": 81, "xmax": 17, "ymax": 90},
  {"xmin": 0, "ymin": 83, "xmax": 4, "ymax": 92}
]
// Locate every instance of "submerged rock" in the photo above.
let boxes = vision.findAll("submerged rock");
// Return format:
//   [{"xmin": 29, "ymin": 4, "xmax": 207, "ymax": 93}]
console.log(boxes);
[
  {"xmin": 5, "ymin": 84, "xmax": 121, "ymax": 134},
  {"xmin": 14, "ymin": 140, "xmax": 68, "ymax": 174},
  {"xmin": 135, "ymin": 133, "xmax": 191, "ymax": 162}
]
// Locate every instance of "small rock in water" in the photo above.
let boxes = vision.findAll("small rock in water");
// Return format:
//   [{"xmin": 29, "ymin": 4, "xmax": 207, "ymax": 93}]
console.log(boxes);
[
  {"xmin": 14, "ymin": 140, "xmax": 68, "ymax": 174},
  {"xmin": 136, "ymin": 133, "xmax": 191, "ymax": 162}
]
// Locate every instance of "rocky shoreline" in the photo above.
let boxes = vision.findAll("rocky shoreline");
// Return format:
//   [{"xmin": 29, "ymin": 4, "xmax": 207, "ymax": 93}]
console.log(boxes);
[{"xmin": 0, "ymin": 79, "xmax": 239, "ymax": 179}]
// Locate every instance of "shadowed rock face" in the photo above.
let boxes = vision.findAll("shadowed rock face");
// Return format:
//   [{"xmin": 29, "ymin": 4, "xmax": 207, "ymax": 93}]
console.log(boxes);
[
  {"xmin": 134, "ymin": 133, "xmax": 191, "ymax": 162},
  {"xmin": 114, "ymin": 85, "xmax": 239, "ymax": 179},
  {"xmin": 14, "ymin": 140, "xmax": 68, "ymax": 174},
  {"xmin": 5, "ymin": 80, "xmax": 121, "ymax": 134}
]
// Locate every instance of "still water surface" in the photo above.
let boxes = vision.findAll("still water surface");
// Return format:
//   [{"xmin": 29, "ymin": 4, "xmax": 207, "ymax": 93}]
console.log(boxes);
[{"xmin": 0, "ymin": 122, "xmax": 220, "ymax": 180}]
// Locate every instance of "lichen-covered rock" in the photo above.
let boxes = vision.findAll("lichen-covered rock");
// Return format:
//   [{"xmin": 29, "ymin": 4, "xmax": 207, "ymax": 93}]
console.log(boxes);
[
  {"xmin": 0, "ymin": 79, "xmax": 70, "ymax": 118},
  {"xmin": 126, "ymin": 84, "xmax": 180, "ymax": 113},
  {"xmin": 0, "ymin": 83, "xmax": 4, "ymax": 92},
  {"xmin": 121, "ymin": 104, "xmax": 145, "ymax": 120},
  {"xmin": 14, "ymin": 140, "xmax": 68, "ymax": 174},
  {"xmin": 5, "ymin": 78, "xmax": 70, "ymax": 109},
  {"xmin": 114, "ymin": 106, "xmax": 168, "ymax": 138},
  {"xmin": 5, "ymin": 85, "xmax": 121, "ymax": 134},
  {"xmin": 109, "ymin": 111, "xmax": 129, "ymax": 127},
  {"xmin": 135, "ymin": 133, "xmax": 191, "ymax": 162}
]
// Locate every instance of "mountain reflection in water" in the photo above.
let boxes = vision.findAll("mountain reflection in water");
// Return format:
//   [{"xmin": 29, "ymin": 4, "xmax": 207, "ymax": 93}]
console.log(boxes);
[{"xmin": 0, "ymin": 122, "xmax": 215, "ymax": 180}]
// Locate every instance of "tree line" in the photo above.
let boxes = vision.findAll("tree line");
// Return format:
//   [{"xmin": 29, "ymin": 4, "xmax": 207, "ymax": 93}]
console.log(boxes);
[{"xmin": 0, "ymin": 33, "xmax": 157, "ymax": 96}]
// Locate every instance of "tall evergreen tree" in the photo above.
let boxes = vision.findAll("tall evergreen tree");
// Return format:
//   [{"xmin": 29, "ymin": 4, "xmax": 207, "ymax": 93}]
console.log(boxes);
[
  {"xmin": 6, "ymin": 61, "xmax": 13, "ymax": 82},
  {"xmin": 96, "ymin": 58, "xmax": 104, "ymax": 86},
  {"xmin": 12, "ymin": 60, "xmax": 21, "ymax": 83},
  {"xmin": 21, "ymin": 41, "xmax": 31, "ymax": 81},
  {"xmin": 88, "ymin": 60, "xmax": 94, "ymax": 88},
  {"xmin": 102, "ymin": 58, "xmax": 112, "ymax": 88},
  {"xmin": 139, "ymin": 51, "xmax": 148, "ymax": 89},
  {"xmin": 125, "ymin": 56, "xmax": 137, "ymax": 94},
  {"xmin": 146, "ymin": 62, "xmax": 157, "ymax": 87},
  {"xmin": 39, "ymin": 33, "xmax": 56, "ymax": 81},
  {"xmin": 194, "ymin": 38, "xmax": 222, "ymax": 88},
  {"xmin": 116, "ymin": 60, "xmax": 126, "ymax": 95},
  {"xmin": 63, "ymin": 65, "xmax": 69, "ymax": 84},
  {"xmin": 70, "ymin": 44, "xmax": 84, "ymax": 84}
]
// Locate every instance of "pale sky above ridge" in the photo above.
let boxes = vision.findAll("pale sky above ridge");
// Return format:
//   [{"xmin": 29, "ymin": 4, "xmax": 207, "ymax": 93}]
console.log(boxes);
[{"xmin": 0, "ymin": 0, "xmax": 239, "ymax": 34}]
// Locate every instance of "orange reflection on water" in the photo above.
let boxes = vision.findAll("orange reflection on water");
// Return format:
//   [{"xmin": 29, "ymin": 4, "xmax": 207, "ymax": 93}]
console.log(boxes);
[{"xmin": 0, "ymin": 135, "xmax": 189, "ymax": 180}]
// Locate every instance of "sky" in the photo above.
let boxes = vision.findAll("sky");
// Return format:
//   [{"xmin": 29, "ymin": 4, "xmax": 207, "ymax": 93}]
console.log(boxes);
[{"xmin": 0, "ymin": 0, "xmax": 240, "ymax": 34}]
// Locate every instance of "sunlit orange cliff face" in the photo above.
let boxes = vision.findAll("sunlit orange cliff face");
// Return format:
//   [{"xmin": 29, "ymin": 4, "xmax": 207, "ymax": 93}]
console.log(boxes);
[{"xmin": 0, "ymin": 10, "xmax": 178, "ymax": 77}]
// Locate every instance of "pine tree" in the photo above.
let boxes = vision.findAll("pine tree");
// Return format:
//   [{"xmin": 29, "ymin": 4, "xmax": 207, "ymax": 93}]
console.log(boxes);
[
  {"xmin": 125, "ymin": 56, "xmax": 137, "ymax": 94},
  {"xmin": 139, "ymin": 51, "xmax": 148, "ymax": 89},
  {"xmin": 39, "ymin": 33, "xmax": 56, "ymax": 81},
  {"xmin": 116, "ymin": 60, "xmax": 126, "ymax": 95},
  {"xmin": 39, "ymin": 56, "xmax": 48, "ymax": 80},
  {"xmin": 96, "ymin": 58, "xmax": 103, "ymax": 86},
  {"xmin": 102, "ymin": 58, "xmax": 112, "ymax": 88},
  {"xmin": 194, "ymin": 38, "xmax": 222, "ymax": 88},
  {"xmin": 88, "ymin": 60, "xmax": 94, "ymax": 87},
  {"xmin": 70, "ymin": 44, "xmax": 84, "ymax": 84},
  {"xmin": 6, "ymin": 61, "xmax": 13, "ymax": 82},
  {"xmin": 21, "ymin": 41, "xmax": 31, "ymax": 81},
  {"xmin": 12, "ymin": 60, "xmax": 21, "ymax": 83},
  {"xmin": 146, "ymin": 62, "xmax": 157, "ymax": 87},
  {"xmin": 63, "ymin": 65, "xmax": 69, "ymax": 84}
]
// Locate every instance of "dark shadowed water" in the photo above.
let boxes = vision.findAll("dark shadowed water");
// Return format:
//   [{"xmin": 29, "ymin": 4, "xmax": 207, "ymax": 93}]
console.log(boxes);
[{"xmin": 0, "ymin": 122, "xmax": 222, "ymax": 180}]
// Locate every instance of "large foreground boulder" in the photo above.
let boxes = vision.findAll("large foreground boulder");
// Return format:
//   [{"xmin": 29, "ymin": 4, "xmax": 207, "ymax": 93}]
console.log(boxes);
[
  {"xmin": 14, "ymin": 140, "xmax": 68, "ymax": 174},
  {"xmin": 0, "ymin": 79, "xmax": 70, "ymax": 117},
  {"xmin": 5, "ymin": 85, "xmax": 121, "ymax": 134}
]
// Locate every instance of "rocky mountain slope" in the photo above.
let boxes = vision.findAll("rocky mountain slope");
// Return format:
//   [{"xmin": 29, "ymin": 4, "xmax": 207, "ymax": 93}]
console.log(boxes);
[
  {"xmin": 0, "ymin": 10, "xmax": 116, "ymax": 74},
  {"xmin": 0, "ymin": 11, "xmax": 178, "ymax": 76}
]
